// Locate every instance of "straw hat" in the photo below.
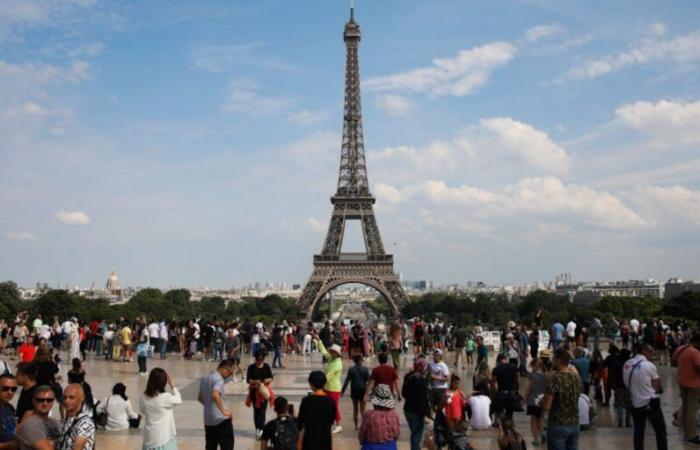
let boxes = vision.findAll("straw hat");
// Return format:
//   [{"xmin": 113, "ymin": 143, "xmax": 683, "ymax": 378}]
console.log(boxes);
[
  {"xmin": 369, "ymin": 384, "xmax": 395, "ymax": 409},
  {"xmin": 329, "ymin": 344, "xmax": 342, "ymax": 356}
]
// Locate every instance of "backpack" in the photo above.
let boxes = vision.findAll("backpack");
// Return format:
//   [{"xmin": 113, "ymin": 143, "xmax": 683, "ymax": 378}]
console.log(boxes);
[{"xmin": 271, "ymin": 417, "xmax": 299, "ymax": 450}]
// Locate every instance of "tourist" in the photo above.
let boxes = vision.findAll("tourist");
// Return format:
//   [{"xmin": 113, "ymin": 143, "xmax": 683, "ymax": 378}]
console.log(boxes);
[
  {"xmin": 140, "ymin": 368, "xmax": 182, "ymax": 450},
  {"xmin": 497, "ymin": 416, "xmax": 526, "ymax": 450},
  {"xmin": 465, "ymin": 334, "xmax": 475, "ymax": 365},
  {"xmin": 224, "ymin": 327, "xmax": 244, "ymax": 381},
  {"xmin": 69, "ymin": 319, "xmax": 81, "ymax": 362},
  {"xmin": 96, "ymin": 383, "xmax": 140, "ymax": 430},
  {"xmin": 261, "ymin": 397, "xmax": 299, "ymax": 450},
  {"xmin": 518, "ymin": 325, "xmax": 529, "ymax": 376},
  {"xmin": 491, "ymin": 353, "xmax": 519, "ymax": 422},
  {"xmin": 120, "ymin": 321, "xmax": 132, "ymax": 363},
  {"xmin": 314, "ymin": 335, "xmax": 343, "ymax": 434},
  {"xmin": 571, "ymin": 347, "xmax": 590, "ymax": 394},
  {"xmin": 624, "ymin": 344, "xmax": 666, "ymax": 449},
  {"xmin": 199, "ymin": 359, "xmax": 234, "ymax": 450},
  {"xmin": 578, "ymin": 393, "xmax": 594, "ymax": 431},
  {"xmin": 67, "ymin": 357, "xmax": 95, "ymax": 415},
  {"xmin": 103, "ymin": 324, "xmax": 115, "ymax": 361},
  {"xmin": 542, "ymin": 347, "xmax": 581, "ymax": 450},
  {"xmin": 365, "ymin": 353, "xmax": 401, "ymax": 402},
  {"xmin": 297, "ymin": 371, "xmax": 336, "ymax": 450},
  {"xmin": 16, "ymin": 385, "xmax": 61, "ymax": 449},
  {"xmin": 0, "ymin": 373, "xmax": 18, "ymax": 447},
  {"xmin": 358, "ymin": 384, "xmax": 400, "ymax": 450},
  {"xmin": 15, "ymin": 362, "xmax": 38, "ymax": 423},
  {"xmin": 630, "ymin": 318, "xmax": 640, "ymax": 347},
  {"xmin": 452, "ymin": 324, "xmax": 467, "ymax": 369},
  {"xmin": 591, "ymin": 317, "xmax": 602, "ymax": 351},
  {"xmin": 342, "ymin": 354, "xmax": 371, "ymax": 430},
  {"xmin": 467, "ymin": 382, "xmax": 492, "ymax": 430},
  {"xmin": 551, "ymin": 321, "xmax": 564, "ymax": 350},
  {"xmin": 413, "ymin": 320, "xmax": 425, "ymax": 356},
  {"xmin": 58, "ymin": 383, "xmax": 95, "ymax": 450},
  {"xmin": 672, "ymin": 331, "xmax": 700, "ymax": 445},
  {"xmin": 17, "ymin": 337, "xmax": 36, "ymax": 363},
  {"xmin": 525, "ymin": 358, "xmax": 547, "ymax": 447},
  {"xmin": 402, "ymin": 356, "xmax": 430, "ymax": 450},
  {"xmin": 428, "ymin": 349, "xmax": 450, "ymax": 413},
  {"xmin": 476, "ymin": 335, "xmax": 489, "ymax": 366},
  {"xmin": 271, "ymin": 326, "xmax": 285, "ymax": 369},
  {"xmin": 137, "ymin": 335, "xmax": 149, "ymax": 376},
  {"xmin": 246, "ymin": 350, "xmax": 274, "ymax": 439},
  {"xmin": 444, "ymin": 374, "xmax": 466, "ymax": 431},
  {"xmin": 159, "ymin": 320, "xmax": 168, "ymax": 360},
  {"xmin": 388, "ymin": 323, "xmax": 403, "ymax": 369}
]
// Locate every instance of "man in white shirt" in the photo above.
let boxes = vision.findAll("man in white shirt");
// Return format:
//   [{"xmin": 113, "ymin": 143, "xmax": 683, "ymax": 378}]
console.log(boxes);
[
  {"xmin": 566, "ymin": 319, "xmax": 577, "ymax": 344},
  {"xmin": 630, "ymin": 318, "xmax": 641, "ymax": 346},
  {"xmin": 623, "ymin": 344, "xmax": 667, "ymax": 450},
  {"xmin": 158, "ymin": 321, "xmax": 168, "ymax": 360},
  {"xmin": 578, "ymin": 393, "xmax": 593, "ymax": 430},
  {"xmin": 467, "ymin": 393, "xmax": 492, "ymax": 429},
  {"xmin": 428, "ymin": 349, "xmax": 450, "ymax": 412}
]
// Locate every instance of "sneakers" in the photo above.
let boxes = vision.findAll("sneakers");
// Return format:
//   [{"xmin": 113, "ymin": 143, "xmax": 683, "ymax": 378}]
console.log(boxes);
[
  {"xmin": 255, "ymin": 429, "xmax": 263, "ymax": 440},
  {"xmin": 332, "ymin": 425, "xmax": 343, "ymax": 434},
  {"xmin": 687, "ymin": 437, "xmax": 700, "ymax": 446}
]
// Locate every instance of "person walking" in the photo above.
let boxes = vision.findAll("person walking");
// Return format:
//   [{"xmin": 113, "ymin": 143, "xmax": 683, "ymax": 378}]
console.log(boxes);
[
  {"xmin": 58, "ymin": 384, "xmax": 95, "ymax": 450},
  {"xmin": 246, "ymin": 350, "xmax": 274, "ymax": 439},
  {"xmin": 16, "ymin": 385, "xmax": 61, "ymax": 450},
  {"xmin": 525, "ymin": 358, "xmax": 548, "ymax": 447},
  {"xmin": 402, "ymin": 356, "xmax": 430, "ymax": 450},
  {"xmin": 365, "ymin": 353, "xmax": 401, "ymax": 403},
  {"xmin": 297, "ymin": 371, "xmax": 336, "ymax": 450},
  {"xmin": 358, "ymin": 384, "xmax": 401, "ymax": 450},
  {"xmin": 342, "ymin": 354, "xmax": 371, "ymax": 430},
  {"xmin": 491, "ymin": 353, "xmax": 519, "ymax": 422},
  {"xmin": 672, "ymin": 331, "xmax": 700, "ymax": 445},
  {"xmin": 623, "ymin": 344, "xmax": 667, "ymax": 450},
  {"xmin": 261, "ymin": 397, "xmax": 299, "ymax": 450},
  {"xmin": 199, "ymin": 359, "xmax": 235, "ymax": 450},
  {"xmin": 542, "ymin": 347, "xmax": 581, "ymax": 450},
  {"xmin": 140, "ymin": 368, "xmax": 182, "ymax": 450},
  {"xmin": 428, "ymin": 349, "xmax": 450, "ymax": 413}
]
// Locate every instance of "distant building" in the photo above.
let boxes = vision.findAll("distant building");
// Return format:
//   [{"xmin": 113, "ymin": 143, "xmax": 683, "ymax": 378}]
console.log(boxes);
[
  {"xmin": 105, "ymin": 270, "xmax": 122, "ymax": 300},
  {"xmin": 664, "ymin": 278, "xmax": 700, "ymax": 300},
  {"xmin": 567, "ymin": 279, "xmax": 663, "ymax": 304}
]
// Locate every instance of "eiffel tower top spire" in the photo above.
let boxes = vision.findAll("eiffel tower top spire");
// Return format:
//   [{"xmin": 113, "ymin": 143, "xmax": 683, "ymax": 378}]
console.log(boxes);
[{"xmin": 336, "ymin": 3, "xmax": 369, "ymax": 198}]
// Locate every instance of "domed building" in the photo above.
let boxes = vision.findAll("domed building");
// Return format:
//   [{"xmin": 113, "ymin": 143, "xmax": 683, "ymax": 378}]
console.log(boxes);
[{"xmin": 106, "ymin": 270, "xmax": 122, "ymax": 298}]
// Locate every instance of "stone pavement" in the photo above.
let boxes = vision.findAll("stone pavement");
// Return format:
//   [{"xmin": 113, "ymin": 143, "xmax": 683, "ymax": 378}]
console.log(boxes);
[{"xmin": 4, "ymin": 350, "xmax": 695, "ymax": 449}]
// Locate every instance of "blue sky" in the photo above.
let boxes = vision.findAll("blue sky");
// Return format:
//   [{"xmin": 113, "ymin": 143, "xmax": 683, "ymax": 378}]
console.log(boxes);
[{"xmin": 1, "ymin": 0, "xmax": 699, "ymax": 288}]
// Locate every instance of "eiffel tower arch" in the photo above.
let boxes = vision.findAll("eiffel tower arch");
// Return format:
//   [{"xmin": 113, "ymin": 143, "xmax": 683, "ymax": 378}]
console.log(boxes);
[{"xmin": 298, "ymin": 7, "xmax": 409, "ymax": 321}]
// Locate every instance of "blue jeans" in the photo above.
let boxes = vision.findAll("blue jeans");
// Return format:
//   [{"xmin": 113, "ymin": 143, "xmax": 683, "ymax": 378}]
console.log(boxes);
[
  {"xmin": 159, "ymin": 338, "xmax": 167, "ymax": 359},
  {"xmin": 547, "ymin": 424, "xmax": 579, "ymax": 450},
  {"xmin": 405, "ymin": 411, "xmax": 425, "ymax": 450},
  {"xmin": 272, "ymin": 346, "xmax": 283, "ymax": 368}
]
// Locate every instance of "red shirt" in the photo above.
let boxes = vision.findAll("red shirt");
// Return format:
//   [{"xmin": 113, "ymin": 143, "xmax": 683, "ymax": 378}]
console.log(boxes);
[
  {"xmin": 675, "ymin": 345, "xmax": 700, "ymax": 388},
  {"xmin": 18, "ymin": 343, "xmax": 36, "ymax": 363},
  {"xmin": 371, "ymin": 364, "xmax": 398, "ymax": 385}
]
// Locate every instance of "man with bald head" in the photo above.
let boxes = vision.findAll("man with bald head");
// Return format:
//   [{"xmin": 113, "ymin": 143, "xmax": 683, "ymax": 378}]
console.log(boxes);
[{"xmin": 57, "ymin": 384, "xmax": 94, "ymax": 450}]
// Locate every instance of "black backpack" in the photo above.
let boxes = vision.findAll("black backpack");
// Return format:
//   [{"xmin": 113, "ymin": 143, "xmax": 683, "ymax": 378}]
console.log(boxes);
[{"xmin": 271, "ymin": 418, "xmax": 299, "ymax": 450}]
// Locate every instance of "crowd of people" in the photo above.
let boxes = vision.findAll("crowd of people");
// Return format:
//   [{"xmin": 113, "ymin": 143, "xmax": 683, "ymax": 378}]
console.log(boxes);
[{"xmin": 0, "ymin": 310, "xmax": 697, "ymax": 450}]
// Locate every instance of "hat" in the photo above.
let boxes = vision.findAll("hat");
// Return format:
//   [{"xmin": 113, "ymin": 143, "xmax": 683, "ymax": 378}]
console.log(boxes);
[
  {"xmin": 329, "ymin": 344, "xmax": 342, "ymax": 355},
  {"xmin": 369, "ymin": 384, "xmax": 395, "ymax": 409},
  {"xmin": 540, "ymin": 349, "xmax": 553, "ymax": 359},
  {"xmin": 433, "ymin": 348, "xmax": 443, "ymax": 356}
]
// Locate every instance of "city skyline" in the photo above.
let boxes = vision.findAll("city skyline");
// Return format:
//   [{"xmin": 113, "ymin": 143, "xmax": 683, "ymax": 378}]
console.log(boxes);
[{"xmin": 1, "ymin": 1, "xmax": 700, "ymax": 287}]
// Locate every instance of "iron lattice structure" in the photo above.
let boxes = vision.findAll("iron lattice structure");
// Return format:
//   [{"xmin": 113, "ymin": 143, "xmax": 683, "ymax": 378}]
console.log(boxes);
[{"xmin": 297, "ymin": 8, "xmax": 409, "ymax": 320}]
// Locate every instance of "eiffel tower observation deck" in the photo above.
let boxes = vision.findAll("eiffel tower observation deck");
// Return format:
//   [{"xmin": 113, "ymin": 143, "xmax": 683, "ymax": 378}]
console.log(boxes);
[{"xmin": 297, "ymin": 6, "xmax": 409, "ymax": 320}]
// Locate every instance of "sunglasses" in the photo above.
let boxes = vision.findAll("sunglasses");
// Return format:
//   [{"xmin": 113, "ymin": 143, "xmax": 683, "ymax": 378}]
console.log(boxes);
[
  {"xmin": 35, "ymin": 398, "xmax": 55, "ymax": 404},
  {"xmin": 1, "ymin": 387, "xmax": 17, "ymax": 392}
]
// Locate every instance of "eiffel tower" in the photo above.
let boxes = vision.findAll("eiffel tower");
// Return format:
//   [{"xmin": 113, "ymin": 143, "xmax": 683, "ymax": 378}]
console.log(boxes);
[{"xmin": 297, "ymin": 7, "xmax": 409, "ymax": 320}]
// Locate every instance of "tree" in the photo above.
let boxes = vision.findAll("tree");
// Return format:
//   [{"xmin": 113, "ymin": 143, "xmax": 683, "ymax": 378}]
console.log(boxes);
[
  {"xmin": 164, "ymin": 289, "xmax": 192, "ymax": 318},
  {"xmin": 127, "ymin": 288, "xmax": 164, "ymax": 320},
  {"xmin": 664, "ymin": 292, "xmax": 700, "ymax": 323},
  {"xmin": 196, "ymin": 296, "xmax": 226, "ymax": 320},
  {"xmin": 32, "ymin": 290, "xmax": 85, "ymax": 320},
  {"xmin": 0, "ymin": 281, "xmax": 20, "ymax": 320}
]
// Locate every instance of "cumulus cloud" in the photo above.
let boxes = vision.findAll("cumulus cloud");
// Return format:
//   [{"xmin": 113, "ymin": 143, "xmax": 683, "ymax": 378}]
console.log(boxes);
[
  {"xmin": 372, "ymin": 141, "xmax": 455, "ymax": 174},
  {"xmin": 636, "ymin": 185, "xmax": 700, "ymax": 225},
  {"xmin": 565, "ymin": 29, "xmax": 700, "ymax": 80},
  {"xmin": 478, "ymin": 117, "xmax": 570, "ymax": 174},
  {"xmin": 380, "ymin": 177, "xmax": 647, "ymax": 230},
  {"xmin": 615, "ymin": 99, "xmax": 700, "ymax": 144},
  {"xmin": 5, "ymin": 231, "xmax": 36, "ymax": 241},
  {"xmin": 524, "ymin": 25, "xmax": 564, "ymax": 42},
  {"xmin": 365, "ymin": 42, "xmax": 516, "ymax": 97},
  {"xmin": 374, "ymin": 94, "xmax": 413, "ymax": 116},
  {"xmin": 375, "ymin": 183, "xmax": 403, "ymax": 204},
  {"xmin": 286, "ymin": 109, "xmax": 329, "ymax": 127},
  {"xmin": 221, "ymin": 79, "xmax": 294, "ymax": 114},
  {"xmin": 55, "ymin": 210, "xmax": 90, "ymax": 225}
]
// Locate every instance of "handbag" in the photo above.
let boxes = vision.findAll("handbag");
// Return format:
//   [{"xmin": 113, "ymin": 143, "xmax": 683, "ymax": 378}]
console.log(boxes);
[
  {"xmin": 95, "ymin": 397, "xmax": 109, "ymax": 427},
  {"xmin": 511, "ymin": 392, "xmax": 525, "ymax": 412}
]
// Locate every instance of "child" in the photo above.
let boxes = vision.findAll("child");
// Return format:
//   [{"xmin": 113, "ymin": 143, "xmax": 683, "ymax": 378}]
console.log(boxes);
[
  {"xmin": 261, "ymin": 396, "xmax": 299, "ymax": 450},
  {"xmin": 498, "ymin": 416, "xmax": 526, "ymax": 450},
  {"xmin": 451, "ymin": 420, "xmax": 475, "ymax": 450},
  {"xmin": 444, "ymin": 374, "xmax": 466, "ymax": 431},
  {"xmin": 465, "ymin": 336, "xmax": 475, "ymax": 365},
  {"xmin": 341, "ymin": 354, "xmax": 370, "ymax": 430}
]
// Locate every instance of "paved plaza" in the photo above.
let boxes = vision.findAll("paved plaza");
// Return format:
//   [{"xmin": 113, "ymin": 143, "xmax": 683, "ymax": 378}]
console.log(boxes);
[{"xmin": 3, "ymin": 349, "xmax": 695, "ymax": 449}]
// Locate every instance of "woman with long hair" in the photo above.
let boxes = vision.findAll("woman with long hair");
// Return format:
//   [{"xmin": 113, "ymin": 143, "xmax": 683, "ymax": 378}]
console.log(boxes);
[
  {"xmin": 97, "ymin": 382, "xmax": 140, "ymax": 430},
  {"xmin": 140, "ymin": 368, "xmax": 182, "ymax": 450}
]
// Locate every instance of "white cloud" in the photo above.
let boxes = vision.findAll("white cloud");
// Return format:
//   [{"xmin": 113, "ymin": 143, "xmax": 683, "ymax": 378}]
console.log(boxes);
[
  {"xmin": 365, "ymin": 42, "xmax": 516, "ymax": 97},
  {"xmin": 55, "ymin": 210, "xmax": 90, "ymax": 225},
  {"xmin": 636, "ymin": 185, "xmax": 700, "ymax": 225},
  {"xmin": 565, "ymin": 29, "xmax": 700, "ymax": 80},
  {"xmin": 307, "ymin": 218, "xmax": 327, "ymax": 233},
  {"xmin": 0, "ymin": 59, "xmax": 91, "ymax": 84},
  {"xmin": 4, "ymin": 102, "xmax": 72, "ymax": 118},
  {"xmin": 5, "ymin": 231, "xmax": 36, "ymax": 241},
  {"xmin": 478, "ymin": 117, "xmax": 570, "ymax": 174},
  {"xmin": 615, "ymin": 99, "xmax": 700, "ymax": 144},
  {"xmin": 191, "ymin": 43, "xmax": 298, "ymax": 74},
  {"xmin": 374, "ymin": 94, "xmax": 413, "ymax": 116},
  {"xmin": 372, "ymin": 141, "xmax": 455, "ymax": 174},
  {"xmin": 382, "ymin": 177, "xmax": 647, "ymax": 230},
  {"xmin": 375, "ymin": 183, "xmax": 403, "ymax": 204},
  {"xmin": 221, "ymin": 79, "xmax": 294, "ymax": 114},
  {"xmin": 286, "ymin": 109, "xmax": 329, "ymax": 127},
  {"xmin": 524, "ymin": 25, "xmax": 563, "ymax": 42}
]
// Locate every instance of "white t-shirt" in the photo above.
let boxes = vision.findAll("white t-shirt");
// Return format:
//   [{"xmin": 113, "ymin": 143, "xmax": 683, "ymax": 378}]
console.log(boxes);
[
  {"xmin": 566, "ymin": 321, "xmax": 576, "ymax": 338},
  {"xmin": 39, "ymin": 324, "xmax": 52, "ymax": 340},
  {"xmin": 159, "ymin": 323, "xmax": 168, "ymax": 340},
  {"xmin": 148, "ymin": 323, "xmax": 159, "ymax": 339},
  {"xmin": 468, "ymin": 395, "xmax": 492, "ymax": 429},
  {"xmin": 622, "ymin": 354, "xmax": 659, "ymax": 408},
  {"xmin": 98, "ymin": 394, "xmax": 139, "ymax": 431},
  {"xmin": 578, "ymin": 394, "xmax": 591, "ymax": 426},
  {"xmin": 428, "ymin": 361, "xmax": 450, "ymax": 389},
  {"xmin": 630, "ymin": 319, "xmax": 640, "ymax": 334}
]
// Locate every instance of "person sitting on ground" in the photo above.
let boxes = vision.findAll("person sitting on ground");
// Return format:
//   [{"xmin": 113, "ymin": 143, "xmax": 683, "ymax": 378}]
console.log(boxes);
[
  {"xmin": 578, "ymin": 392, "xmax": 594, "ymax": 431},
  {"xmin": 467, "ymin": 382, "xmax": 492, "ymax": 430},
  {"xmin": 498, "ymin": 415, "xmax": 526, "ymax": 450},
  {"xmin": 261, "ymin": 396, "xmax": 299, "ymax": 450},
  {"xmin": 358, "ymin": 384, "xmax": 401, "ymax": 450},
  {"xmin": 96, "ymin": 382, "xmax": 140, "ymax": 431}
]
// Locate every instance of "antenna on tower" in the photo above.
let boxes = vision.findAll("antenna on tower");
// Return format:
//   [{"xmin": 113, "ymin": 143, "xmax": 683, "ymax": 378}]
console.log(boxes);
[{"xmin": 350, "ymin": 0, "xmax": 355, "ymax": 20}]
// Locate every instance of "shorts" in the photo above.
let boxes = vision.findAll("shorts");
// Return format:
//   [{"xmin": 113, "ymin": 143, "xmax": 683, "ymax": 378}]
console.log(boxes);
[
  {"xmin": 526, "ymin": 405, "xmax": 543, "ymax": 417},
  {"xmin": 351, "ymin": 387, "xmax": 366, "ymax": 401},
  {"xmin": 414, "ymin": 338, "xmax": 423, "ymax": 346}
]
